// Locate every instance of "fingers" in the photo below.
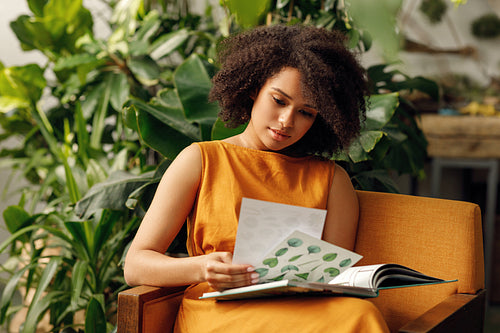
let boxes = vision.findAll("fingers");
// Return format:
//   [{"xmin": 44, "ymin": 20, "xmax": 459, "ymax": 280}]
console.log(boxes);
[{"xmin": 204, "ymin": 252, "xmax": 260, "ymax": 291}]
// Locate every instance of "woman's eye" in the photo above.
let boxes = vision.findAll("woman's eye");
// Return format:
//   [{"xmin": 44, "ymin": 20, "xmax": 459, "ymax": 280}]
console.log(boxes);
[
  {"xmin": 273, "ymin": 97, "xmax": 286, "ymax": 105},
  {"xmin": 299, "ymin": 110, "xmax": 315, "ymax": 118}
]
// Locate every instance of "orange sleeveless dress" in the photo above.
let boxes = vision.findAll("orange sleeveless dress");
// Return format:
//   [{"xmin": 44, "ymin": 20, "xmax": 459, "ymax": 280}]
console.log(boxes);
[{"xmin": 174, "ymin": 141, "xmax": 389, "ymax": 332}]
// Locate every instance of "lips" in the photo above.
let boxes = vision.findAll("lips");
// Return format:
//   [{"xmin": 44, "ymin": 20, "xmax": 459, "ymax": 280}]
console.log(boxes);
[{"xmin": 269, "ymin": 128, "xmax": 291, "ymax": 141}]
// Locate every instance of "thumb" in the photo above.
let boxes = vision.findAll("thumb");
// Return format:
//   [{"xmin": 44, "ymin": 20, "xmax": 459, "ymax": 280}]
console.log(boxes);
[{"xmin": 215, "ymin": 251, "xmax": 233, "ymax": 264}]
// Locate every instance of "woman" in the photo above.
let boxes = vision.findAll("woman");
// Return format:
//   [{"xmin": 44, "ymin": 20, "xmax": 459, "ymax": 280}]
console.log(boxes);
[{"xmin": 124, "ymin": 24, "xmax": 389, "ymax": 332}]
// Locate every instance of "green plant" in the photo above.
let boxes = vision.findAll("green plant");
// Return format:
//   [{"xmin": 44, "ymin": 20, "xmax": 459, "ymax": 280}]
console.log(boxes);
[
  {"xmin": 0, "ymin": 0, "xmax": 221, "ymax": 331},
  {"xmin": 1, "ymin": 206, "xmax": 138, "ymax": 332}
]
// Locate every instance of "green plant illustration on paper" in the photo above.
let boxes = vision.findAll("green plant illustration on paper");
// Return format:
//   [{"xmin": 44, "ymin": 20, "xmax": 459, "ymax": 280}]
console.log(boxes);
[
  {"xmin": 307, "ymin": 245, "xmax": 321, "ymax": 254},
  {"xmin": 263, "ymin": 258, "xmax": 278, "ymax": 268},
  {"xmin": 323, "ymin": 253, "xmax": 338, "ymax": 262},
  {"xmin": 257, "ymin": 232, "xmax": 362, "ymax": 283},
  {"xmin": 269, "ymin": 274, "xmax": 287, "ymax": 281},
  {"xmin": 287, "ymin": 238, "xmax": 303, "ymax": 247},
  {"xmin": 281, "ymin": 265, "xmax": 299, "ymax": 273},
  {"xmin": 324, "ymin": 267, "xmax": 341, "ymax": 277},
  {"xmin": 275, "ymin": 248, "xmax": 288, "ymax": 256},
  {"xmin": 255, "ymin": 268, "xmax": 269, "ymax": 278},
  {"xmin": 295, "ymin": 273, "xmax": 310, "ymax": 280},
  {"xmin": 340, "ymin": 258, "xmax": 353, "ymax": 267}
]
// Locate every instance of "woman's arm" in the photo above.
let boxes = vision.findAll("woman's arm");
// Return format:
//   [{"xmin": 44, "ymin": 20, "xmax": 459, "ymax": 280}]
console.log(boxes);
[
  {"xmin": 321, "ymin": 164, "xmax": 359, "ymax": 251},
  {"xmin": 124, "ymin": 144, "xmax": 257, "ymax": 290}
]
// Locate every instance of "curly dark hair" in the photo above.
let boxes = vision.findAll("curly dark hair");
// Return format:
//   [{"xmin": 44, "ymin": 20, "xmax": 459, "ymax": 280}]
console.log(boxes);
[{"xmin": 209, "ymin": 24, "xmax": 369, "ymax": 157}]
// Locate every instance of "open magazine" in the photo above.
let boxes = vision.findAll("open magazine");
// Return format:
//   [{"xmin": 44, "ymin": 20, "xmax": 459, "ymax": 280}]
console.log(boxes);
[
  {"xmin": 200, "ymin": 233, "xmax": 455, "ymax": 301},
  {"xmin": 200, "ymin": 199, "xmax": 456, "ymax": 301}
]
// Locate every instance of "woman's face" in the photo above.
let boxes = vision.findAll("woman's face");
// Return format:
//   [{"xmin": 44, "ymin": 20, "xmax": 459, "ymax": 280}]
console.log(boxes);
[{"xmin": 244, "ymin": 67, "xmax": 318, "ymax": 152}]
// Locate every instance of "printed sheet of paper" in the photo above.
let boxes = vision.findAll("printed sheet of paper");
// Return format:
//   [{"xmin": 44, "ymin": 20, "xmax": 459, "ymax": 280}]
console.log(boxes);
[
  {"xmin": 254, "ymin": 230, "xmax": 363, "ymax": 283},
  {"xmin": 232, "ymin": 198, "xmax": 327, "ymax": 265}
]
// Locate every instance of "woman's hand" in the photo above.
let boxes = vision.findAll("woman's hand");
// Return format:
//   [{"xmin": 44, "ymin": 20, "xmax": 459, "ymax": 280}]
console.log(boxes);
[{"xmin": 204, "ymin": 252, "xmax": 259, "ymax": 291}]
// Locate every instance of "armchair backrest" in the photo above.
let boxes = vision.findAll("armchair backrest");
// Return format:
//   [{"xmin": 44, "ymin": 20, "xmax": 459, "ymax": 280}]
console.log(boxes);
[{"xmin": 354, "ymin": 190, "xmax": 484, "ymax": 330}]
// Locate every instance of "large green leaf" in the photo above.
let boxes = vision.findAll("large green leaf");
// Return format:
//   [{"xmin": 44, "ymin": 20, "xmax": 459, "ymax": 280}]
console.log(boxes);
[
  {"xmin": 387, "ymin": 76, "xmax": 439, "ymax": 101},
  {"xmin": 211, "ymin": 118, "xmax": 246, "ymax": 140},
  {"xmin": 368, "ymin": 64, "xmax": 439, "ymax": 101},
  {"xmin": 358, "ymin": 130, "xmax": 385, "ymax": 152},
  {"xmin": 9, "ymin": 15, "xmax": 52, "ymax": 52},
  {"xmin": 62, "ymin": 154, "xmax": 82, "ymax": 205},
  {"xmin": 0, "ymin": 263, "xmax": 36, "ymax": 324},
  {"xmin": 11, "ymin": 0, "xmax": 92, "ymax": 56},
  {"xmin": 85, "ymin": 297, "xmax": 107, "ymax": 333},
  {"xmin": 347, "ymin": 139, "xmax": 369, "ymax": 163},
  {"xmin": 53, "ymin": 53, "xmax": 101, "ymax": 71},
  {"xmin": 367, "ymin": 64, "xmax": 395, "ymax": 85},
  {"xmin": 74, "ymin": 101, "xmax": 90, "ymax": 166},
  {"xmin": 136, "ymin": 108, "xmax": 194, "ymax": 159},
  {"xmin": 109, "ymin": 72, "xmax": 131, "ymax": 111},
  {"xmin": 224, "ymin": 0, "xmax": 271, "ymax": 27},
  {"xmin": 125, "ymin": 96, "xmax": 201, "ymax": 158},
  {"xmin": 0, "ymin": 96, "xmax": 29, "ymax": 113},
  {"xmin": 0, "ymin": 224, "xmax": 73, "ymax": 254},
  {"xmin": 28, "ymin": 0, "xmax": 49, "ymax": 17},
  {"xmin": 86, "ymin": 159, "xmax": 109, "ymax": 188},
  {"xmin": 134, "ymin": 10, "xmax": 161, "ymax": 42},
  {"xmin": 0, "ymin": 64, "xmax": 46, "ymax": 106},
  {"xmin": 3, "ymin": 206, "xmax": 31, "ymax": 235},
  {"xmin": 64, "ymin": 221, "xmax": 91, "ymax": 262},
  {"xmin": 364, "ymin": 93, "xmax": 399, "ymax": 130},
  {"xmin": 70, "ymin": 260, "xmax": 88, "ymax": 309},
  {"xmin": 150, "ymin": 28, "xmax": 190, "ymax": 60},
  {"xmin": 74, "ymin": 170, "xmax": 155, "ymax": 219},
  {"xmin": 43, "ymin": 0, "xmax": 83, "ymax": 37},
  {"xmin": 153, "ymin": 88, "xmax": 182, "ymax": 109},
  {"xmin": 128, "ymin": 55, "xmax": 161, "ymax": 86},
  {"xmin": 129, "ymin": 94, "xmax": 200, "ymax": 140},
  {"xmin": 90, "ymin": 77, "xmax": 112, "ymax": 149},
  {"xmin": 174, "ymin": 54, "xmax": 219, "ymax": 124},
  {"xmin": 23, "ymin": 291, "xmax": 67, "ymax": 333},
  {"xmin": 93, "ymin": 210, "xmax": 121, "ymax": 259},
  {"xmin": 23, "ymin": 257, "xmax": 63, "ymax": 333}
]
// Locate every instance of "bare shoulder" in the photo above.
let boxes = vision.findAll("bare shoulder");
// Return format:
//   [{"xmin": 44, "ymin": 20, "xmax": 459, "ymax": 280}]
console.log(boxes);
[
  {"xmin": 169, "ymin": 144, "xmax": 201, "ymax": 171},
  {"xmin": 329, "ymin": 163, "xmax": 358, "ymax": 211},
  {"xmin": 332, "ymin": 163, "xmax": 354, "ymax": 189},
  {"xmin": 323, "ymin": 163, "xmax": 358, "ymax": 249},
  {"xmin": 158, "ymin": 143, "xmax": 202, "ymax": 188},
  {"xmin": 175, "ymin": 143, "xmax": 202, "ymax": 163}
]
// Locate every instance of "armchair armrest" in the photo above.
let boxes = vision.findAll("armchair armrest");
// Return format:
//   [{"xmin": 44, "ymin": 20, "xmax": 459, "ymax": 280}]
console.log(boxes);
[
  {"xmin": 117, "ymin": 285, "xmax": 187, "ymax": 333},
  {"xmin": 399, "ymin": 289, "xmax": 486, "ymax": 333}
]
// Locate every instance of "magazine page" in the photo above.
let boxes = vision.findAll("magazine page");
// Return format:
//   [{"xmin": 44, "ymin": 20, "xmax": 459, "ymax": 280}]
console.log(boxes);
[
  {"xmin": 232, "ymin": 198, "xmax": 327, "ymax": 266},
  {"xmin": 328, "ymin": 264, "xmax": 453, "ymax": 290},
  {"xmin": 328, "ymin": 264, "xmax": 385, "ymax": 289},
  {"xmin": 254, "ymin": 230, "xmax": 363, "ymax": 283}
]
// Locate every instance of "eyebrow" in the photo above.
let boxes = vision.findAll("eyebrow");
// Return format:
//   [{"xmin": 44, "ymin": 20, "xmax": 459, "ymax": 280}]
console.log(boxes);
[{"xmin": 271, "ymin": 87, "xmax": 317, "ymax": 109}]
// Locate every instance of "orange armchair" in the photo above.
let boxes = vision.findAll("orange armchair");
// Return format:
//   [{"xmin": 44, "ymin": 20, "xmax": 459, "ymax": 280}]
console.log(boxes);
[{"xmin": 117, "ymin": 190, "xmax": 486, "ymax": 333}]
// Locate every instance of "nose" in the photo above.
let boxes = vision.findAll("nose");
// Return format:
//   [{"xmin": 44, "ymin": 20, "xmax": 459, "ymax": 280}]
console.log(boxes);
[{"xmin": 279, "ymin": 108, "xmax": 294, "ymax": 128}]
